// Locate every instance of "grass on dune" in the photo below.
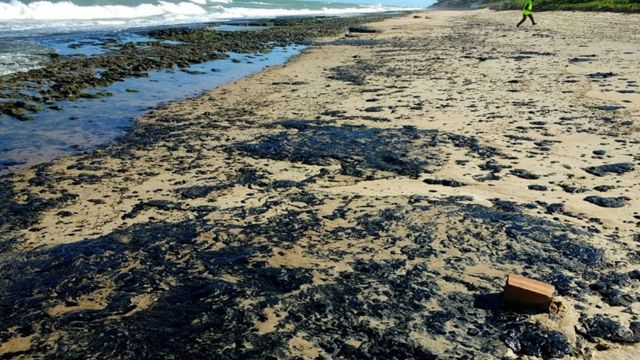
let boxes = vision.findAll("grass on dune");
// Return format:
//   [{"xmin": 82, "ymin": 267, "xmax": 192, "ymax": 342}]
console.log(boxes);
[{"xmin": 434, "ymin": 0, "xmax": 640, "ymax": 12}]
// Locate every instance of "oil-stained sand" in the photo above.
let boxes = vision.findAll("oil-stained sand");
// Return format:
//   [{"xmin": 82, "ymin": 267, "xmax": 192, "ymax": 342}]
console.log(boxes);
[{"xmin": 1, "ymin": 10, "xmax": 640, "ymax": 359}]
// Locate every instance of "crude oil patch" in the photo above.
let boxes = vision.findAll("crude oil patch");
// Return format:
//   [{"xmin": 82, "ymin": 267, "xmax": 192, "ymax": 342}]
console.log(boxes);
[
  {"xmin": 231, "ymin": 119, "xmax": 496, "ymax": 179},
  {"xmin": 1, "ymin": 191, "xmax": 639, "ymax": 358}
]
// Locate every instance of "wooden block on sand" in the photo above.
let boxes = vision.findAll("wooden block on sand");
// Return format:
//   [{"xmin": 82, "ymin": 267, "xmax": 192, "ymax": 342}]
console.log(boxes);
[{"xmin": 503, "ymin": 274, "xmax": 555, "ymax": 309}]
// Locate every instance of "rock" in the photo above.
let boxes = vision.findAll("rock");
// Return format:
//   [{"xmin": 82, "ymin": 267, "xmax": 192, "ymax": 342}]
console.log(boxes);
[
  {"xmin": 579, "ymin": 315, "xmax": 640, "ymax": 343},
  {"xmin": 511, "ymin": 169, "xmax": 540, "ymax": 180},
  {"xmin": 424, "ymin": 178, "xmax": 467, "ymax": 187},
  {"xmin": 364, "ymin": 106, "xmax": 384, "ymax": 112},
  {"xmin": 584, "ymin": 163, "xmax": 634, "ymax": 177},
  {"xmin": 593, "ymin": 185, "xmax": 615, "ymax": 192},
  {"xmin": 584, "ymin": 196, "xmax": 630, "ymax": 208},
  {"xmin": 502, "ymin": 322, "xmax": 573, "ymax": 358},
  {"xmin": 178, "ymin": 185, "xmax": 220, "ymax": 199},
  {"xmin": 593, "ymin": 105, "xmax": 625, "ymax": 111},
  {"xmin": 587, "ymin": 72, "xmax": 616, "ymax": 79},
  {"xmin": 528, "ymin": 184, "xmax": 547, "ymax": 191},
  {"xmin": 560, "ymin": 183, "xmax": 588, "ymax": 194},
  {"xmin": 592, "ymin": 149, "xmax": 606, "ymax": 156},
  {"xmin": 348, "ymin": 26, "xmax": 379, "ymax": 34}
]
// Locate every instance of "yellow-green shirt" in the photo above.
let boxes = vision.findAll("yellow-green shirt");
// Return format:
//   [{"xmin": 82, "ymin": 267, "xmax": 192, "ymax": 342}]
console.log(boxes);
[{"xmin": 522, "ymin": 0, "xmax": 533, "ymax": 15}]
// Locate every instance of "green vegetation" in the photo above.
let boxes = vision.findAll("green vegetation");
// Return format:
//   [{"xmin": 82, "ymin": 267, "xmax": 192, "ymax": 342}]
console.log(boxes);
[{"xmin": 431, "ymin": 0, "xmax": 640, "ymax": 12}]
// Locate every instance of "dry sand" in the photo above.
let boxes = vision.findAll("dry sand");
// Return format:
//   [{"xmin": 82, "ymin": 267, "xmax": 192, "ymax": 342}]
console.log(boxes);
[{"xmin": 1, "ymin": 9, "xmax": 639, "ymax": 359}]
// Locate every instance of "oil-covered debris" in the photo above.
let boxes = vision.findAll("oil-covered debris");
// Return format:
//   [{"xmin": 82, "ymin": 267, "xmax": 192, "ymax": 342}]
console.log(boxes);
[
  {"xmin": 1, "ymin": 188, "xmax": 637, "ymax": 358},
  {"xmin": 584, "ymin": 195, "xmax": 630, "ymax": 208},
  {"xmin": 424, "ymin": 178, "xmax": 467, "ymax": 187},
  {"xmin": 584, "ymin": 163, "xmax": 635, "ymax": 177},
  {"xmin": 0, "ymin": 174, "xmax": 77, "ymax": 236},
  {"xmin": 501, "ymin": 321, "xmax": 572, "ymax": 358},
  {"xmin": 328, "ymin": 59, "xmax": 379, "ymax": 85},
  {"xmin": 232, "ymin": 120, "xmax": 496, "ymax": 179},
  {"xmin": 510, "ymin": 168, "xmax": 541, "ymax": 180},
  {"xmin": 578, "ymin": 315, "xmax": 640, "ymax": 343}
]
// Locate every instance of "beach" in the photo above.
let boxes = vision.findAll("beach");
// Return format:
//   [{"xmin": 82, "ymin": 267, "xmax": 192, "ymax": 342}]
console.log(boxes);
[{"xmin": 1, "ymin": 9, "xmax": 639, "ymax": 358}]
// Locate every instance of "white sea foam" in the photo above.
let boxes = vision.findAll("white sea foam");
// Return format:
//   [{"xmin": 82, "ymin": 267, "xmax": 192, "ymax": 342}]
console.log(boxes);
[
  {"xmin": 0, "ymin": 0, "xmax": 408, "ymax": 22},
  {"xmin": 0, "ymin": 0, "xmax": 416, "ymax": 75},
  {"xmin": 0, "ymin": 1, "xmax": 208, "ymax": 20},
  {"xmin": 207, "ymin": 4, "xmax": 405, "ymax": 20}
]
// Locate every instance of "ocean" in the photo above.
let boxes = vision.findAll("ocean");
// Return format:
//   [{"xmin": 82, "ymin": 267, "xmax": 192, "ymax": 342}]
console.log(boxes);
[{"xmin": 0, "ymin": 0, "xmax": 427, "ymax": 75}]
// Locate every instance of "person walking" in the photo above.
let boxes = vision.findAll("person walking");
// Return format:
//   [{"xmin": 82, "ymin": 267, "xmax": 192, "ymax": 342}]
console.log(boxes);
[{"xmin": 517, "ymin": 0, "xmax": 536, "ymax": 27}]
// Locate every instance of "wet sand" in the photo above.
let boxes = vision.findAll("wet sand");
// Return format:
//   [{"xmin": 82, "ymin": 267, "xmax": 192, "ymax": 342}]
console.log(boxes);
[{"xmin": 1, "ymin": 10, "xmax": 639, "ymax": 359}]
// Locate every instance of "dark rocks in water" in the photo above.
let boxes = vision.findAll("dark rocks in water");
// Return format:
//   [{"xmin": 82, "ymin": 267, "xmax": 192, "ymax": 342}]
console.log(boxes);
[
  {"xmin": 584, "ymin": 163, "xmax": 634, "ymax": 177},
  {"xmin": 424, "ymin": 178, "xmax": 467, "ymax": 187},
  {"xmin": 579, "ymin": 315, "xmax": 640, "ymax": 343},
  {"xmin": 527, "ymin": 184, "xmax": 547, "ymax": 191},
  {"xmin": 1, "ymin": 14, "xmax": 398, "ymax": 120},
  {"xmin": 348, "ymin": 26, "xmax": 379, "ymax": 33},
  {"xmin": 510, "ymin": 169, "xmax": 540, "ymax": 180},
  {"xmin": 584, "ymin": 196, "xmax": 630, "ymax": 208},
  {"xmin": 501, "ymin": 321, "xmax": 573, "ymax": 358},
  {"xmin": 0, "ymin": 159, "xmax": 26, "ymax": 170}
]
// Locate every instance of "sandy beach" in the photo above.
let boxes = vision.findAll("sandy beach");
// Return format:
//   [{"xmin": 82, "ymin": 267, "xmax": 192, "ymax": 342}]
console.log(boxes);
[{"xmin": 1, "ymin": 9, "xmax": 639, "ymax": 359}]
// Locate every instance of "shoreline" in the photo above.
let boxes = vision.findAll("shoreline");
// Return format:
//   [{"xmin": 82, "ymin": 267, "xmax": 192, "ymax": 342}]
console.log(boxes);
[
  {"xmin": 0, "ymin": 13, "xmax": 403, "ymax": 173},
  {"xmin": 1, "ymin": 9, "xmax": 639, "ymax": 359}
]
